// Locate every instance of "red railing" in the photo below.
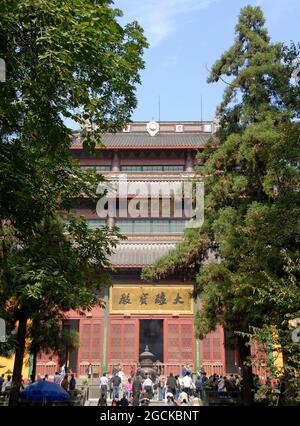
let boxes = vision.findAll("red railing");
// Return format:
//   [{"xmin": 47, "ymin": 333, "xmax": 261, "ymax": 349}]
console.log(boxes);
[
  {"xmin": 35, "ymin": 361, "xmax": 225, "ymax": 379},
  {"xmin": 200, "ymin": 363, "xmax": 224, "ymax": 376}
]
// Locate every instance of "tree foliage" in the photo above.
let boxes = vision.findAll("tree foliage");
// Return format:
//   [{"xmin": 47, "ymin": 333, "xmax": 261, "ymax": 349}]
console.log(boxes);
[
  {"xmin": 0, "ymin": 0, "xmax": 147, "ymax": 405},
  {"xmin": 0, "ymin": 0, "xmax": 148, "ymax": 231},
  {"xmin": 1, "ymin": 217, "xmax": 120, "ymax": 316},
  {"xmin": 142, "ymin": 6, "xmax": 300, "ymax": 404},
  {"xmin": 0, "ymin": 0, "xmax": 148, "ymax": 148}
]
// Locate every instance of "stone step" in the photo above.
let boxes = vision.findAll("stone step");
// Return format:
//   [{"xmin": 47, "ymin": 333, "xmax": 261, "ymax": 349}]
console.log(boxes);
[{"xmin": 86, "ymin": 398, "xmax": 166, "ymax": 407}]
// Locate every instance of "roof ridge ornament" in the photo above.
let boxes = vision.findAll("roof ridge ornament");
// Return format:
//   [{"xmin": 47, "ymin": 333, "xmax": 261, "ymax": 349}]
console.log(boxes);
[{"xmin": 146, "ymin": 120, "xmax": 159, "ymax": 137}]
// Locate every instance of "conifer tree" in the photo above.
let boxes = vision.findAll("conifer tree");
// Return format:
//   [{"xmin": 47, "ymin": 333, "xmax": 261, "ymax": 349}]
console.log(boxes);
[{"xmin": 143, "ymin": 6, "xmax": 300, "ymax": 405}]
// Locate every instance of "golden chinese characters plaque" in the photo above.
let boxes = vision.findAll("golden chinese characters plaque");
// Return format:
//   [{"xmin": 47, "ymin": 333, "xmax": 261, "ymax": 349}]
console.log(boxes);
[{"xmin": 109, "ymin": 285, "xmax": 194, "ymax": 314}]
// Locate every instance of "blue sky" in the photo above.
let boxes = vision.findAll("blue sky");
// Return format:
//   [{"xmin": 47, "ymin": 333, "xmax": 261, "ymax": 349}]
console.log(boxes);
[{"xmin": 116, "ymin": 0, "xmax": 300, "ymax": 122}]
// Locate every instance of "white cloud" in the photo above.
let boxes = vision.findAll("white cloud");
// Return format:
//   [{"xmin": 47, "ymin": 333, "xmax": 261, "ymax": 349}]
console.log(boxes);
[{"xmin": 118, "ymin": 0, "xmax": 217, "ymax": 46}]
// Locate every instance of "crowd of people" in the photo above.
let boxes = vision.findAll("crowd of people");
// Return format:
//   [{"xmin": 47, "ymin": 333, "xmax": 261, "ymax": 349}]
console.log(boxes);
[
  {"xmin": 0, "ymin": 370, "xmax": 77, "ymax": 393},
  {"xmin": 53, "ymin": 371, "xmax": 77, "ymax": 392},
  {"xmin": 0, "ymin": 374, "xmax": 12, "ymax": 393},
  {"xmin": 96, "ymin": 364, "xmax": 286, "ymax": 406},
  {"xmin": 96, "ymin": 367, "xmax": 212, "ymax": 406},
  {"xmin": 0, "ymin": 363, "xmax": 285, "ymax": 406}
]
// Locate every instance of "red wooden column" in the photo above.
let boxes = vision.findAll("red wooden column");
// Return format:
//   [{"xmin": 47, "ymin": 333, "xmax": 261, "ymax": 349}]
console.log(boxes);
[
  {"xmin": 163, "ymin": 319, "xmax": 168, "ymax": 366},
  {"xmin": 221, "ymin": 326, "xmax": 226, "ymax": 372}
]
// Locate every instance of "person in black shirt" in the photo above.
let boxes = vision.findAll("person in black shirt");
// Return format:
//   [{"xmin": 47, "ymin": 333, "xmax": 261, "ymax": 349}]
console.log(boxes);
[
  {"xmin": 166, "ymin": 373, "xmax": 177, "ymax": 396},
  {"xmin": 112, "ymin": 374, "xmax": 121, "ymax": 399},
  {"xmin": 132, "ymin": 376, "xmax": 142, "ymax": 406}
]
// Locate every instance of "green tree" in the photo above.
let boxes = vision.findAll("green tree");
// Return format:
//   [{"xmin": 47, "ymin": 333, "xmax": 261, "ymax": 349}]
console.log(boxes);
[
  {"xmin": 29, "ymin": 318, "xmax": 80, "ymax": 383},
  {"xmin": 0, "ymin": 0, "xmax": 147, "ymax": 233},
  {"xmin": 0, "ymin": 0, "xmax": 147, "ymax": 405},
  {"xmin": 143, "ymin": 6, "xmax": 299, "ymax": 405},
  {"xmin": 0, "ymin": 0, "xmax": 147, "ymax": 149},
  {"xmin": 1, "ymin": 216, "xmax": 123, "ymax": 405},
  {"xmin": 243, "ymin": 253, "xmax": 300, "ymax": 405}
]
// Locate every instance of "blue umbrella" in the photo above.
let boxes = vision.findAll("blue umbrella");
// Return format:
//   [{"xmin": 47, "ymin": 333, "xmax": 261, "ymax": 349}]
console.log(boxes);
[{"xmin": 21, "ymin": 380, "xmax": 70, "ymax": 401}]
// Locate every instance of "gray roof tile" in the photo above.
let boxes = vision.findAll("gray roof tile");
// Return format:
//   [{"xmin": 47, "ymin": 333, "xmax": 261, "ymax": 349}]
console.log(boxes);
[
  {"xmin": 109, "ymin": 243, "xmax": 176, "ymax": 266},
  {"xmin": 72, "ymin": 133, "xmax": 211, "ymax": 148}
]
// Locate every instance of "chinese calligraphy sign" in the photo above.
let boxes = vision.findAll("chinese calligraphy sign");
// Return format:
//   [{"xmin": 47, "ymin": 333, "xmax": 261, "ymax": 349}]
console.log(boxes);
[
  {"xmin": 110, "ymin": 286, "xmax": 193, "ymax": 314},
  {"xmin": 119, "ymin": 293, "xmax": 132, "ymax": 305},
  {"xmin": 155, "ymin": 292, "xmax": 167, "ymax": 305}
]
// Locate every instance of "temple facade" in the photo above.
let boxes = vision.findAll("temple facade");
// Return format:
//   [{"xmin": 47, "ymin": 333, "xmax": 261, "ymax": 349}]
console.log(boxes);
[{"xmin": 37, "ymin": 120, "xmax": 233, "ymax": 378}]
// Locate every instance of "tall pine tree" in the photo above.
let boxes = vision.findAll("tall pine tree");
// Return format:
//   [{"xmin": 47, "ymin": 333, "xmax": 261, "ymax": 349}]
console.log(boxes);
[{"xmin": 143, "ymin": 6, "xmax": 300, "ymax": 405}]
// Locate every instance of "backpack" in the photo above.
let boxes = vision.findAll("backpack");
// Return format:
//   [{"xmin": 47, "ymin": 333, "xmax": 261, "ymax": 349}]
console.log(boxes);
[
  {"xmin": 112, "ymin": 375, "xmax": 121, "ymax": 386},
  {"xmin": 195, "ymin": 379, "xmax": 202, "ymax": 390},
  {"xmin": 132, "ymin": 381, "xmax": 142, "ymax": 393},
  {"xmin": 201, "ymin": 376, "xmax": 208, "ymax": 384}
]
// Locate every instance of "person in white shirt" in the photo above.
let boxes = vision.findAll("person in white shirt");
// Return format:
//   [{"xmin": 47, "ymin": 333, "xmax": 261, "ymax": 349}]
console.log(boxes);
[
  {"xmin": 2, "ymin": 375, "xmax": 12, "ymax": 392},
  {"xmin": 182, "ymin": 372, "xmax": 192, "ymax": 395},
  {"xmin": 54, "ymin": 371, "xmax": 62, "ymax": 385},
  {"xmin": 142, "ymin": 375, "xmax": 153, "ymax": 399},
  {"xmin": 117, "ymin": 368, "xmax": 125, "ymax": 394},
  {"xmin": 165, "ymin": 392, "xmax": 177, "ymax": 406},
  {"xmin": 177, "ymin": 376, "xmax": 183, "ymax": 389},
  {"xmin": 99, "ymin": 373, "xmax": 109, "ymax": 397},
  {"xmin": 178, "ymin": 389, "xmax": 189, "ymax": 405},
  {"xmin": 117, "ymin": 368, "xmax": 125, "ymax": 383},
  {"xmin": 218, "ymin": 377, "xmax": 225, "ymax": 392},
  {"xmin": 0, "ymin": 374, "xmax": 5, "ymax": 391}
]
